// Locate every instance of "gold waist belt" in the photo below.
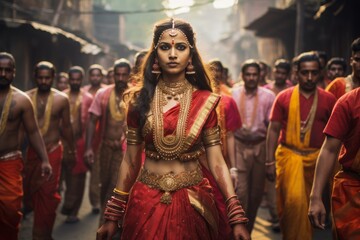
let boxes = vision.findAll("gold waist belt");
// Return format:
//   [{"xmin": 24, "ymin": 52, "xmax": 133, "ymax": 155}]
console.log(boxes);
[
  {"xmin": 145, "ymin": 148, "xmax": 204, "ymax": 162},
  {"xmin": 138, "ymin": 167, "xmax": 203, "ymax": 205}
]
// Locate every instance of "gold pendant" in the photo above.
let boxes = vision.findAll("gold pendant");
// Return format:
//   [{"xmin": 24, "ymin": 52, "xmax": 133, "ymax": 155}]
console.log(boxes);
[{"xmin": 160, "ymin": 192, "xmax": 172, "ymax": 205}]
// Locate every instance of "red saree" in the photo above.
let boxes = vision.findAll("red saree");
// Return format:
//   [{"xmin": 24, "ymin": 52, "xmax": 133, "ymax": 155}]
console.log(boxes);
[
  {"xmin": 122, "ymin": 179, "xmax": 219, "ymax": 240},
  {"xmin": 0, "ymin": 156, "xmax": 23, "ymax": 240},
  {"xmin": 123, "ymin": 90, "xmax": 222, "ymax": 239}
]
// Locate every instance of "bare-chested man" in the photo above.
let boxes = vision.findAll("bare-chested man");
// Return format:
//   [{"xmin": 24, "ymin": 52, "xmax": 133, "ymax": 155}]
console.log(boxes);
[
  {"xmin": 0, "ymin": 53, "xmax": 51, "ymax": 240},
  {"xmin": 84, "ymin": 58, "xmax": 131, "ymax": 224},
  {"xmin": 60, "ymin": 66, "xmax": 94, "ymax": 223},
  {"xmin": 24, "ymin": 61, "xmax": 76, "ymax": 240}
]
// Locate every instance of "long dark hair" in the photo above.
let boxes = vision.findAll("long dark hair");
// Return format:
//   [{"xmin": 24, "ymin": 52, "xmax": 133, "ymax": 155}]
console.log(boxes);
[{"xmin": 134, "ymin": 18, "xmax": 213, "ymax": 128}]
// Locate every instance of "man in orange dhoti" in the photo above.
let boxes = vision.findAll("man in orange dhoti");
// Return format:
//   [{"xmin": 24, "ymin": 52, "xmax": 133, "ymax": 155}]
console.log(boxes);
[
  {"xmin": 325, "ymin": 38, "xmax": 360, "ymax": 99},
  {"xmin": 0, "ymin": 52, "xmax": 51, "ymax": 240},
  {"xmin": 25, "ymin": 61, "xmax": 76, "ymax": 239},
  {"xmin": 266, "ymin": 52, "xmax": 336, "ymax": 240},
  {"xmin": 309, "ymin": 87, "xmax": 360, "ymax": 240}
]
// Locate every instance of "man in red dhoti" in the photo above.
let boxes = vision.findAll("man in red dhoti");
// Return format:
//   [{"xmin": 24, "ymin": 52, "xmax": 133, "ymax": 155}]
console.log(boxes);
[
  {"xmin": 0, "ymin": 52, "xmax": 51, "ymax": 240},
  {"xmin": 25, "ymin": 61, "xmax": 76, "ymax": 240},
  {"xmin": 61, "ymin": 66, "xmax": 93, "ymax": 223},
  {"xmin": 326, "ymin": 38, "xmax": 360, "ymax": 99},
  {"xmin": 309, "ymin": 87, "xmax": 360, "ymax": 240}
]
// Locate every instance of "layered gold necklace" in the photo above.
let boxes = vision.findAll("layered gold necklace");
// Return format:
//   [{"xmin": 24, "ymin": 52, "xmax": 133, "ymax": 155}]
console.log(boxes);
[
  {"xmin": 0, "ymin": 87, "xmax": 13, "ymax": 135},
  {"xmin": 109, "ymin": 88, "xmax": 126, "ymax": 122},
  {"xmin": 152, "ymin": 79, "xmax": 192, "ymax": 160},
  {"xmin": 32, "ymin": 89, "xmax": 54, "ymax": 135}
]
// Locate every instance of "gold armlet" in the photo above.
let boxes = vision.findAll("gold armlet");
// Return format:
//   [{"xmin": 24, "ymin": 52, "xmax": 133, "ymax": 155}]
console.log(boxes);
[
  {"xmin": 126, "ymin": 127, "xmax": 143, "ymax": 145},
  {"xmin": 202, "ymin": 126, "xmax": 221, "ymax": 148}
]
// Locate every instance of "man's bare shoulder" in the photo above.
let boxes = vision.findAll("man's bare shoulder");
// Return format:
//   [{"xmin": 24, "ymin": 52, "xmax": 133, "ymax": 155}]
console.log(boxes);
[
  {"xmin": 52, "ymin": 88, "xmax": 70, "ymax": 104},
  {"xmin": 26, "ymin": 88, "xmax": 37, "ymax": 96},
  {"xmin": 12, "ymin": 87, "xmax": 33, "ymax": 106}
]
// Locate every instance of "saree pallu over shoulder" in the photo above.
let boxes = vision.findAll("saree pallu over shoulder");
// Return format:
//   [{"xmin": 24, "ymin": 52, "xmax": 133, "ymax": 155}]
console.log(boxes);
[{"xmin": 182, "ymin": 91, "xmax": 220, "ymax": 152}]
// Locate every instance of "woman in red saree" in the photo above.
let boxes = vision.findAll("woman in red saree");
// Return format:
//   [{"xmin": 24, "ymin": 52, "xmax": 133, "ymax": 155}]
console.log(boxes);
[{"xmin": 96, "ymin": 18, "xmax": 250, "ymax": 240}]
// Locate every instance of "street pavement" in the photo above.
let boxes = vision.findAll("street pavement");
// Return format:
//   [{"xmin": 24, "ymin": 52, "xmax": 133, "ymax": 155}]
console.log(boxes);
[{"xmin": 19, "ymin": 173, "xmax": 332, "ymax": 240}]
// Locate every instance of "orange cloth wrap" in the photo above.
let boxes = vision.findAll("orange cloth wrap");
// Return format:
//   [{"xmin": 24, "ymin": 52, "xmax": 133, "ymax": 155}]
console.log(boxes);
[
  {"xmin": 0, "ymin": 158, "xmax": 23, "ymax": 240},
  {"xmin": 332, "ymin": 171, "xmax": 360, "ymax": 240}
]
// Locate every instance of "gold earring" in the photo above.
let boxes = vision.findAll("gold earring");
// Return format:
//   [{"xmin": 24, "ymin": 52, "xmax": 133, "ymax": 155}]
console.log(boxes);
[
  {"xmin": 152, "ymin": 59, "xmax": 161, "ymax": 74},
  {"xmin": 186, "ymin": 61, "xmax": 195, "ymax": 75}
]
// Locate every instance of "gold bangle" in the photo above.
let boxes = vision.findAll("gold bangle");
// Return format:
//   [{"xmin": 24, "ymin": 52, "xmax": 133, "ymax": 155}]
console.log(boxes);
[
  {"xmin": 113, "ymin": 188, "xmax": 129, "ymax": 196},
  {"xmin": 265, "ymin": 161, "xmax": 275, "ymax": 166}
]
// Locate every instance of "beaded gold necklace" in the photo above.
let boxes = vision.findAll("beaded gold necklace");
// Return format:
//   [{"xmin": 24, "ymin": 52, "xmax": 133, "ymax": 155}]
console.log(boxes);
[
  {"xmin": 152, "ymin": 79, "xmax": 192, "ymax": 160},
  {"xmin": 109, "ymin": 88, "xmax": 126, "ymax": 122},
  {"xmin": 0, "ymin": 87, "xmax": 13, "ymax": 135},
  {"xmin": 32, "ymin": 89, "xmax": 54, "ymax": 135}
]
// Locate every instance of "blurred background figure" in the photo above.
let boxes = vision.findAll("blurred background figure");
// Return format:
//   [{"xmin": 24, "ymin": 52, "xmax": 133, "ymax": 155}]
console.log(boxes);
[{"xmin": 55, "ymin": 72, "xmax": 69, "ymax": 91}]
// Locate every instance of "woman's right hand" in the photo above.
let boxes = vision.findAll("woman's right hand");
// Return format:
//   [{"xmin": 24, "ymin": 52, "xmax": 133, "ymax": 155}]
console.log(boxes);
[
  {"xmin": 96, "ymin": 221, "xmax": 118, "ymax": 240},
  {"xmin": 233, "ymin": 224, "xmax": 251, "ymax": 240}
]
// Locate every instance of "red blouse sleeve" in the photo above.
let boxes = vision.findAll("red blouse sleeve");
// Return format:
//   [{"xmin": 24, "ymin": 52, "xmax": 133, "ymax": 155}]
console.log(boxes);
[
  {"xmin": 127, "ymin": 103, "xmax": 140, "ymax": 129},
  {"xmin": 203, "ymin": 108, "xmax": 218, "ymax": 130}
]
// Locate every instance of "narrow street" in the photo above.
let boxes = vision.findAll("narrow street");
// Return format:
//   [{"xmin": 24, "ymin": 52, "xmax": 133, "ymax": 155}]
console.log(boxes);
[{"xmin": 19, "ymin": 173, "xmax": 332, "ymax": 240}]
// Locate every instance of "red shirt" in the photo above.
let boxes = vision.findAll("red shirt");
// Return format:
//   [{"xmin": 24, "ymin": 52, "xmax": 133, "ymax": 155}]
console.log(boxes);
[
  {"xmin": 270, "ymin": 86, "xmax": 336, "ymax": 148},
  {"xmin": 323, "ymin": 88, "xmax": 360, "ymax": 169},
  {"xmin": 221, "ymin": 95, "xmax": 242, "ymax": 132}
]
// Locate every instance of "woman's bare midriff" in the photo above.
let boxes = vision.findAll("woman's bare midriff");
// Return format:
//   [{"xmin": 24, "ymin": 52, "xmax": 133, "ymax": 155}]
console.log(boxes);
[{"xmin": 143, "ymin": 157, "xmax": 199, "ymax": 175}]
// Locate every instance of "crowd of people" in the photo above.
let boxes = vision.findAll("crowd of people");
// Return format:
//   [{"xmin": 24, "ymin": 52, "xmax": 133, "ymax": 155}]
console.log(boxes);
[{"xmin": 0, "ymin": 18, "xmax": 359, "ymax": 240}]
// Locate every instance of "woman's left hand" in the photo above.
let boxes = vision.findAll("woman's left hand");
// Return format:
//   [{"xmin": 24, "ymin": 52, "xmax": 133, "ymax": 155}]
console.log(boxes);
[{"xmin": 233, "ymin": 224, "xmax": 251, "ymax": 240}]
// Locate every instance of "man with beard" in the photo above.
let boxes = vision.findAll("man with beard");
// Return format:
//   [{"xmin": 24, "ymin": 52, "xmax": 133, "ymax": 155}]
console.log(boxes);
[
  {"xmin": 84, "ymin": 58, "xmax": 131, "ymax": 224},
  {"xmin": 24, "ymin": 61, "xmax": 76, "ymax": 240},
  {"xmin": 0, "ymin": 53, "xmax": 52, "ymax": 240},
  {"xmin": 326, "ymin": 38, "xmax": 360, "ymax": 99},
  {"xmin": 264, "ymin": 59, "xmax": 293, "ymax": 95},
  {"xmin": 61, "ymin": 66, "xmax": 94, "ymax": 223},
  {"xmin": 266, "ymin": 52, "xmax": 336, "ymax": 240},
  {"xmin": 231, "ymin": 59, "xmax": 275, "ymax": 233}
]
